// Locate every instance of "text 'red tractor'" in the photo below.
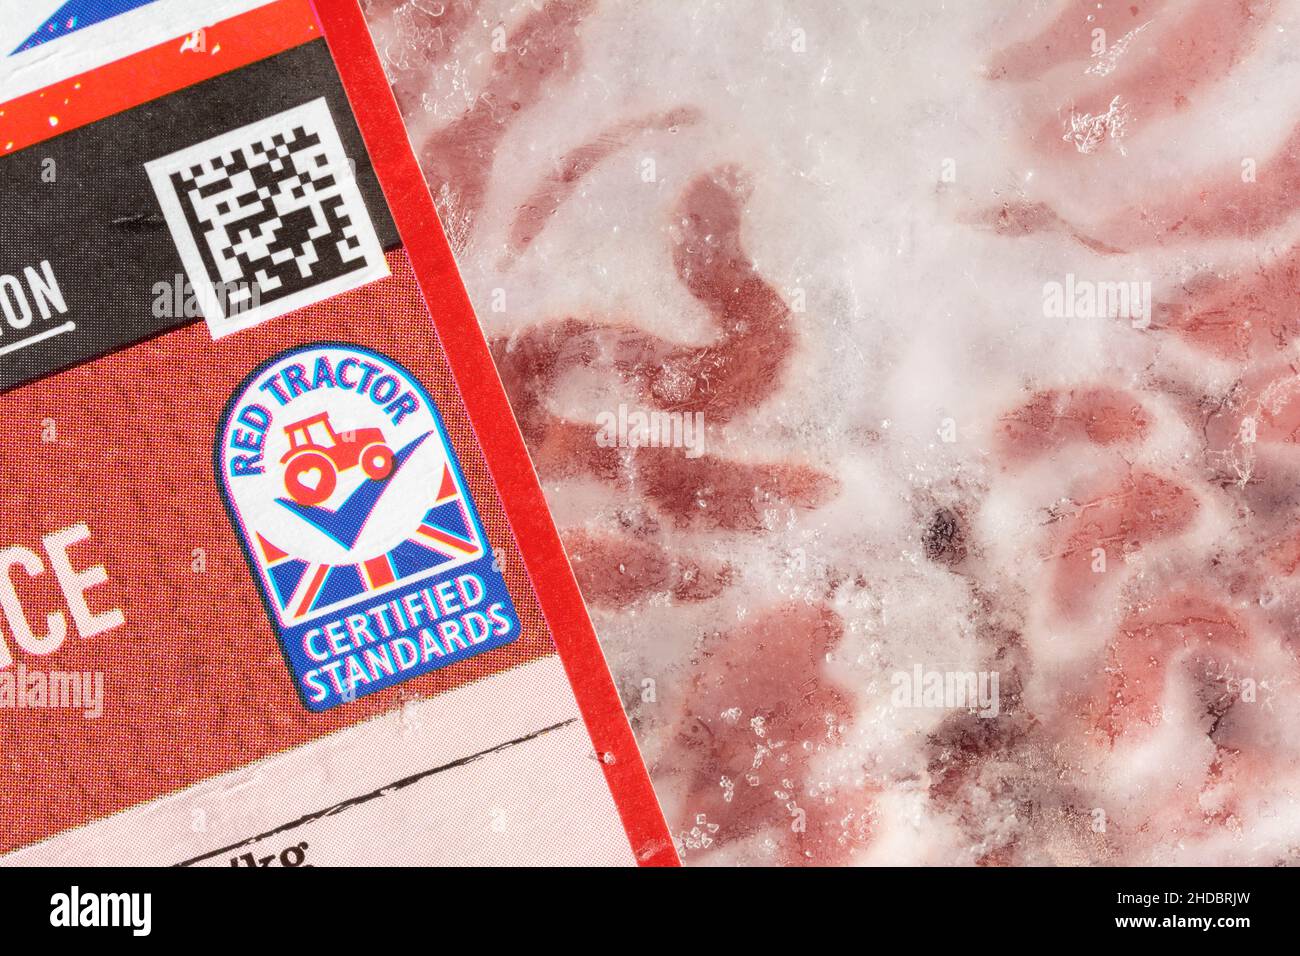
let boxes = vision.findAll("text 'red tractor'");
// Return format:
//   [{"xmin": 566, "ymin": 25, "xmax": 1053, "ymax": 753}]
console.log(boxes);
[{"xmin": 280, "ymin": 412, "xmax": 394, "ymax": 506}]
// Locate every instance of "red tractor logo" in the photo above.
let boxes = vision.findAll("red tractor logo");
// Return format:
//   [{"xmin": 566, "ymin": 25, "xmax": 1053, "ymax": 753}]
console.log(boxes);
[{"xmin": 280, "ymin": 412, "xmax": 395, "ymax": 506}]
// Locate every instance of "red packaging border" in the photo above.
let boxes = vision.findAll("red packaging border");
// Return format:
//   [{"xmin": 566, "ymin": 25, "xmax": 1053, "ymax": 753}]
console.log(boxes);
[{"xmin": 310, "ymin": 0, "xmax": 678, "ymax": 865}]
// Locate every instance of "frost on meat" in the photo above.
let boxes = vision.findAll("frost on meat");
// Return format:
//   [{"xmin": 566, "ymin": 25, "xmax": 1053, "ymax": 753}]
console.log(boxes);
[{"xmin": 366, "ymin": 0, "xmax": 1300, "ymax": 865}]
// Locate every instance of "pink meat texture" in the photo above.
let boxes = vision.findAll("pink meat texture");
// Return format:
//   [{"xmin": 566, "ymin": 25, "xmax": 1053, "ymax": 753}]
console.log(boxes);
[{"xmin": 362, "ymin": 0, "xmax": 1300, "ymax": 864}]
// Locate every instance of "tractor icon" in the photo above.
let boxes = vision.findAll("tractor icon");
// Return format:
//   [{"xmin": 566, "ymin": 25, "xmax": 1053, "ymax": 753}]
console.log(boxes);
[{"xmin": 280, "ymin": 412, "xmax": 395, "ymax": 506}]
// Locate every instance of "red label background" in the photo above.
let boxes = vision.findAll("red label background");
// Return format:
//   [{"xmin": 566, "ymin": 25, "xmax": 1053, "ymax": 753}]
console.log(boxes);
[{"xmin": 0, "ymin": 251, "xmax": 554, "ymax": 852}]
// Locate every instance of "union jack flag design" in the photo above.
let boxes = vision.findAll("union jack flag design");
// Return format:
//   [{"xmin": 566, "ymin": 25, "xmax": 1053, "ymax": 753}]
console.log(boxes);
[{"xmin": 257, "ymin": 462, "xmax": 483, "ymax": 619}]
